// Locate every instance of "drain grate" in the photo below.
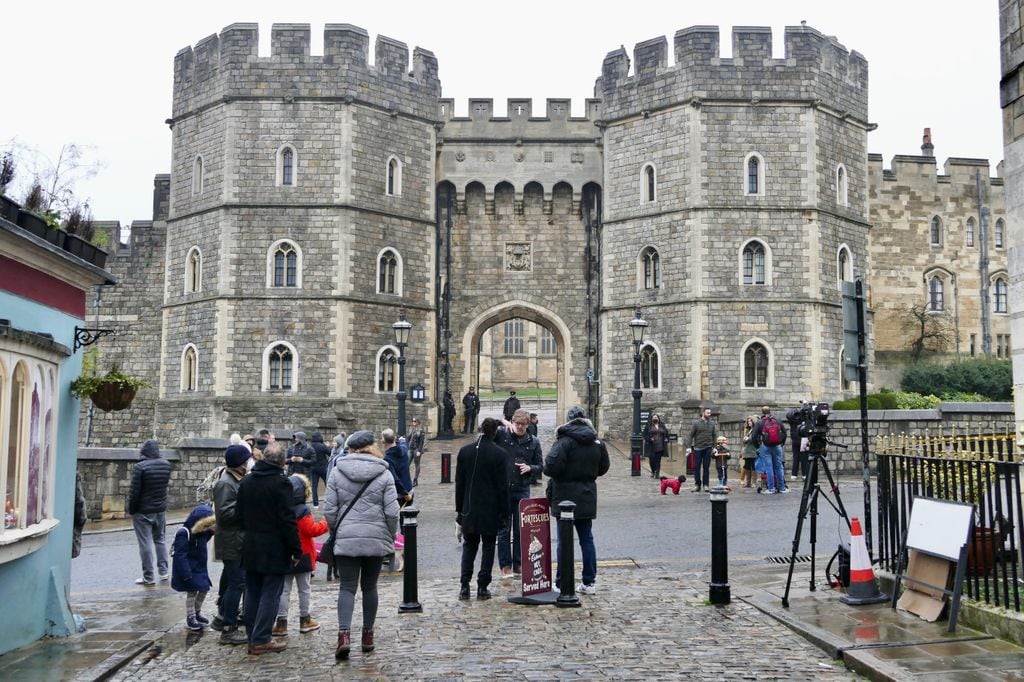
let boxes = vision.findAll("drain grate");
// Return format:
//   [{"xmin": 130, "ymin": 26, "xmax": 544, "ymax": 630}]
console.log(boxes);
[{"xmin": 764, "ymin": 554, "xmax": 812, "ymax": 564}]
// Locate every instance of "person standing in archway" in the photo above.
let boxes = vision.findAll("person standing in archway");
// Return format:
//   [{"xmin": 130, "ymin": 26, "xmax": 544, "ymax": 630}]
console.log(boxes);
[
  {"xmin": 503, "ymin": 390, "xmax": 521, "ymax": 421},
  {"xmin": 462, "ymin": 387, "xmax": 480, "ymax": 434}
]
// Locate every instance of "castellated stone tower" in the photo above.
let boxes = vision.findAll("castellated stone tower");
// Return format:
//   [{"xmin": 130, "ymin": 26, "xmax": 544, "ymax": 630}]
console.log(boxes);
[
  {"xmin": 159, "ymin": 23, "xmax": 440, "ymax": 438},
  {"xmin": 596, "ymin": 25, "xmax": 871, "ymax": 431}
]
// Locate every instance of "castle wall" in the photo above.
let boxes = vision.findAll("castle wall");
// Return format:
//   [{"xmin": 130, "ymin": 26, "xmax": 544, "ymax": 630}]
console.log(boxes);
[{"xmin": 868, "ymin": 153, "xmax": 1008, "ymax": 388}]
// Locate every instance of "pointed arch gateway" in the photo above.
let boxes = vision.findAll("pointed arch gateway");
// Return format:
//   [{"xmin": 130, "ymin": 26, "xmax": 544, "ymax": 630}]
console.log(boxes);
[{"xmin": 459, "ymin": 300, "xmax": 578, "ymax": 423}]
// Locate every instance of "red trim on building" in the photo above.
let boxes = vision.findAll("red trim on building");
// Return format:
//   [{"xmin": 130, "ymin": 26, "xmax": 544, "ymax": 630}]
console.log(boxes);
[{"xmin": 0, "ymin": 254, "xmax": 85, "ymax": 318}]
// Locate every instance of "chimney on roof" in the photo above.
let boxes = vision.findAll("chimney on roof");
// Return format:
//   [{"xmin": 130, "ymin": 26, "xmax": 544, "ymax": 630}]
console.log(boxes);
[{"xmin": 921, "ymin": 127, "xmax": 934, "ymax": 157}]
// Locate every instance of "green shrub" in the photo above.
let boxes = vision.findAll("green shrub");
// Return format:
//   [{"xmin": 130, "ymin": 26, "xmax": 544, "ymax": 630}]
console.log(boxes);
[
  {"xmin": 901, "ymin": 359, "xmax": 1011, "ymax": 401},
  {"xmin": 939, "ymin": 391, "xmax": 989, "ymax": 402},
  {"xmin": 832, "ymin": 396, "xmax": 882, "ymax": 410},
  {"xmin": 876, "ymin": 391, "xmax": 898, "ymax": 409},
  {"xmin": 891, "ymin": 391, "xmax": 941, "ymax": 409}
]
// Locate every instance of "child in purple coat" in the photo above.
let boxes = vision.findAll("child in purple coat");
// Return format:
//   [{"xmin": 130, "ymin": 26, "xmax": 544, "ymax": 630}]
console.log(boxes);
[{"xmin": 171, "ymin": 503, "xmax": 216, "ymax": 630}]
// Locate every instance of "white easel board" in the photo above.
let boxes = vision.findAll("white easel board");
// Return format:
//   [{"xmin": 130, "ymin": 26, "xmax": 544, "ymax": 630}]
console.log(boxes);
[{"xmin": 904, "ymin": 497, "xmax": 974, "ymax": 560}]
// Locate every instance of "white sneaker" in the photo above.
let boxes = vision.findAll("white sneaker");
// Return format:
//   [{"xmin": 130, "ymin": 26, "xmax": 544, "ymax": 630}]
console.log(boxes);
[
  {"xmin": 577, "ymin": 582, "xmax": 597, "ymax": 595},
  {"xmin": 159, "ymin": 574, "xmax": 170, "ymax": 581},
  {"xmin": 135, "ymin": 577, "xmax": 156, "ymax": 586},
  {"xmin": 790, "ymin": 475, "xmax": 798, "ymax": 481}
]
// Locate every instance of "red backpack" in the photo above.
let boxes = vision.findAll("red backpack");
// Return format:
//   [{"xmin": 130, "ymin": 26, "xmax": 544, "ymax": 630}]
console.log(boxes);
[{"xmin": 762, "ymin": 416, "xmax": 783, "ymax": 446}]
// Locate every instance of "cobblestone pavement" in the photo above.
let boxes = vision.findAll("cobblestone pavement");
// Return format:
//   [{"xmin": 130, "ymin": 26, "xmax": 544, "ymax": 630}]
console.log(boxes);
[{"xmin": 105, "ymin": 566, "xmax": 858, "ymax": 681}]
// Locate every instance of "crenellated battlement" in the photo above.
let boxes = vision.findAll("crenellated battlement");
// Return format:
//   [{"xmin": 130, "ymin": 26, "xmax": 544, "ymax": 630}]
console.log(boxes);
[
  {"xmin": 870, "ymin": 153, "xmax": 1003, "ymax": 186},
  {"xmin": 172, "ymin": 23, "xmax": 440, "ymax": 121},
  {"xmin": 436, "ymin": 97, "xmax": 602, "ymax": 136},
  {"xmin": 596, "ymin": 24, "xmax": 868, "ymax": 123}
]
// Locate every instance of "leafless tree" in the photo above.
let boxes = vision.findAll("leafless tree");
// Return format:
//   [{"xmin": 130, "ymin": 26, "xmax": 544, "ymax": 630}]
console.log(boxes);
[{"xmin": 901, "ymin": 303, "xmax": 954, "ymax": 361}]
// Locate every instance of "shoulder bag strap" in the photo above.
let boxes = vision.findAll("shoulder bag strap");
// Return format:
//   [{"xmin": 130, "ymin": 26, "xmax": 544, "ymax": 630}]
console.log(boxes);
[{"xmin": 326, "ymin": 477, "xmax": 374, "ymax": 541}]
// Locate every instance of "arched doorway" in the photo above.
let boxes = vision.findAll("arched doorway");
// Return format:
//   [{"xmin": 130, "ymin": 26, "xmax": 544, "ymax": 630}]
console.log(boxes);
[{"xmin": 460, "ymin": 301, "xmax": 576, "ymax": 426}]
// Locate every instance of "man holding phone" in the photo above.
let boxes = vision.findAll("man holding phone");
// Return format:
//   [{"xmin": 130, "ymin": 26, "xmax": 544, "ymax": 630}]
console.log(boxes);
[{"xmin": 495, "ymin": 409, "xmax": 543, "ymax": 577}]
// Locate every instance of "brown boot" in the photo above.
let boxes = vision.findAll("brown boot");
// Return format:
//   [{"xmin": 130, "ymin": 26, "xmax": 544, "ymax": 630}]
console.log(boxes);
[
  {"xmin": 272, "ymin": 617, "xmax": 288, "ymax": 637},
  {"xmin": 299, "ymin": 616, "xmax": 320, "ymax": 634},
  {"xmin": 248, "ymin": 639, "xmax": 287, "ymax": 655},
  {"xmin": 361, "ymin": 629, "xmax": 375, "ymax": 653},
  {"xmin": 335, "ymin": 630, "xmax": 351, "ymax": 660}
]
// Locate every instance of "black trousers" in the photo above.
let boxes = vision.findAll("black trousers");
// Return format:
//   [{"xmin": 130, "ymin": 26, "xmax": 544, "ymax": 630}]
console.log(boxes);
[
  {"xmin": 460, "ymin": 531, "xmax": 496, "ymax": 588},
  {"xmin": 649, "ymin": 449, "xmax": 664, "ymax": 475}
]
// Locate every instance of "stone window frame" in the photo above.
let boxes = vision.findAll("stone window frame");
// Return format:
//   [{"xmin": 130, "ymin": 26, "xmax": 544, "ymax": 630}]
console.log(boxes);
[
  {"xmin": 191, "ymin": 156, "xmax": 204, "ymax": 196},
  {"xmin": 375, "ymin": 345, "xmax": 399, "ymax": 394},
  {"xmin": 929, "ymin": 215, "xmax": 943, "ymax": 247},
  {"xmin": 924, "ymin": 268, "xmax": 953, "ymax": 313},
  {"xmin": 835, "ymin": 164, "xmax": 848, "ymax": 206},
  {"xmin": 266, "ymin": 239, "xmax": 303, "ymax": 289},
  {"xmin": 386, "ymin": 155, "xmax": 403, "ymax": 197},
  {"xmin": 262, "ymin": 341, "xmax": 298, "ymax": 393},
  {"xmin": 995, "ymin": 218, "xmax": 1005, "ymax": 249},
  {"xmin": 639, "ymin": 341, "xmax": 662, "ymax": 391},
  {"xmin": 991, "ymin": 271, "xmax": 1009, "ymax": 314},
  {"xmin": 836, "ymin": 244, "xmax": 853, "ymax": 289},
  {"xmin": 640, "ymin": 163, "xmax": 657, "ymax": 204},
  {"xmin": 184, "ymin": 246, "xmax": 202, "ymax": 294},
  {"xmin": 503, "ymin": 319, "xmax": 524, "ymax": 355},
  {"xmin": 741, "ymin": 338, "xmax": 773, "ymax": 389},
  {"xmin": 739, "ymin": 238, "xmax": 772, "ymax": 286},
  {"xmin": 376, "ymin": 247, "xmax": 403, "ymax": 296},
  {"xmin": 637, "ymin": 245, "xmax": 661, "ymax": 290},
  {"xmin": 276, "ymin": 144, "xmax": 298, "ymax": 187},
  {"xmin": 180, "ymin": 344, "xmax": 198, "ymax": 392},
  {"xmin": 743, "ymin": 152, "xmax": 765, "ymax": 197},
  {"xmin": 966, "ymin": 217, "xmax": 976, "ymax": 248},
  {"xmin": 0, "ymin": 348, "xmax": 60, "ymax": 557},
  {"xmin": 539, "ymin": 326, "xmax": 556, "ymax": 356}
]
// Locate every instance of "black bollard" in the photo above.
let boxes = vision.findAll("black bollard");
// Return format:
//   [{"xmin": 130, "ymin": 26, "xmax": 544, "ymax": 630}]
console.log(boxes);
[
  {"xmin": 398, "ymin": 507, "xmax": 423, "ymax": 613},
  {"xmin": 708, "ymin": 486, "xmax": 731, "ymax": 605},
  {"xmin": 555, "ymin": 501, "xmax": 581, "ymax": 608},
  {"xmin": 440, "ymin": 452, "xmax": 452, "ymax": 484}
]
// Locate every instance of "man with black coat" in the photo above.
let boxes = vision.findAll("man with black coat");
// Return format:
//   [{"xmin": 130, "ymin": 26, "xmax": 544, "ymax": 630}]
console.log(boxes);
[
  {"xmin": 495, "ymin": 408, "xmax": 543, "ymax": 577},
  {"xmin": 503, "ymin": 390, "xmax": 521, "ymax": 421},
  {"xmin": 237, "ymin": 442, "xmax": 303, "ymax": 655},
  {"xmin": 544, "ymin": 406, "xmax": 610, "ymax": 595},
  {"xmin": 456, "ymin": 418, "xmax": 509, "ymax": 600},
  {"xmin": 212, "ymin": 444, "xmax": 251, "ymax": 645},
  {"xmin": 308, "ymin": 431, "xmax": 331, "ymax": 507},
  {"xmin": 442, "ymin": 389, "xmax": 456, "ymax": 434},
  {"xmin": 286, "ymin": 431, "xmax": 315, "ymax": 478},
  {"xmin": 127, "ymin": 439, "xmax": 173, "ymax": 587},
  {"xmin": 462, "ymin": 387, "xmax": 480, "ymax": 434}
]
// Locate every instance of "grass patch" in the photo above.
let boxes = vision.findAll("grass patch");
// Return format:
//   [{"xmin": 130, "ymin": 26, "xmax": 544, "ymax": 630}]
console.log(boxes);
[{"xmin": 478, "ymin": 388, "xmax": 556, "ymax": 400}]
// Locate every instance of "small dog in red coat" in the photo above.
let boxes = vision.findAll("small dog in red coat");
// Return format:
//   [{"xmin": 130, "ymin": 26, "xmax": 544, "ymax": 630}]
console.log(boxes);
[{"xmin": 660, "ymin": 475, "xmax": 687, "ymax": 495}]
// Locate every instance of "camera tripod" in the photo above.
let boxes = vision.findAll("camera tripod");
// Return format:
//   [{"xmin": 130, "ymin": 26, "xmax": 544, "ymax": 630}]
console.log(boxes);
[{"xmin": 781, "ymin": 435, "xmax": 851, "ymax": 608}]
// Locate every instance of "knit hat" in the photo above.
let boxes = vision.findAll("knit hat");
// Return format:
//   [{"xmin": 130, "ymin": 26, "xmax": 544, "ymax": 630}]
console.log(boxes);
[
  {"xmin": 289, "ymin": 474, "xmax": 307, "ymax": 505},
  {"xmin": 224, "ymin": 444, "xmax": 252, "ymax": 468},
  {"xmin": 566, "ymin": 405, "xmax": 587, "ymax": 421},
  {"xmin": 332, "ymin": 434, "xmax": 346, "ymax": 447},
  {"xmin": 346, "ymin": 430, "xmax": 375, "ymax": 451},
  {"xmin": 140, "ymin": 439, "xmax": 160, "ymax": 459}
]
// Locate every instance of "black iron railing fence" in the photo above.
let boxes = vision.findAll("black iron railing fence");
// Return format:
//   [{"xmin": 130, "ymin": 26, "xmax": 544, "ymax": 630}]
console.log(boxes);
[{"xmin": 876, "ymin": 433, "xmax": 1024, "ymax": 612}]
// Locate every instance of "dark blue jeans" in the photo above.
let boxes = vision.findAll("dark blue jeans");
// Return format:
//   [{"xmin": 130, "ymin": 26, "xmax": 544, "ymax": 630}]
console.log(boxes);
[
  {"xmin": 310, "ymin": 467, "xmax": 328, "ymax": 506},
  {"xmin": 693, "ymin": 447, "xmax": 714, "ymax": 487},
  {"xmin": 221, "ymin": 559, "xmax": 246, "ymax": 627},
  {"xmin": 556, "ymin": 518, "xmax": 596, "ymax": 587},
  {"xmin": 243, "ymin": 571, "xmax": 284, "ymax": 645},
  {"xmin": 497, "ymin": 488, "xmax": 530, "ymax": 570}
]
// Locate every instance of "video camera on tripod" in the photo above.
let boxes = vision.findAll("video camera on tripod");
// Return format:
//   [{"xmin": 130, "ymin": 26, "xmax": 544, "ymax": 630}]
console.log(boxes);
[{"xmin": 787, "ymin": 401, "xmax": 832, "ymax": 453}]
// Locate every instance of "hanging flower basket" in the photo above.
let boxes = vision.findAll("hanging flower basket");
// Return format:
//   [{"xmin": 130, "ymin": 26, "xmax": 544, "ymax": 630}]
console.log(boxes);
[{"xmin": 71, "ymin": 370, "xmax": 150, "ymax": 412}]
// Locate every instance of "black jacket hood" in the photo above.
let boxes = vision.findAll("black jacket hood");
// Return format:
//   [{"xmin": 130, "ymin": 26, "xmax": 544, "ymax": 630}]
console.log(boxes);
[{"xmin": 556, "ymin": 418, "xmax": 597, "ymax": 444}]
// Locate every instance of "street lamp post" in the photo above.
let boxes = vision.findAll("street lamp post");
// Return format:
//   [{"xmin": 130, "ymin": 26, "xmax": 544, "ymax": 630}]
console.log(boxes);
[
  {"xmin": 629, "ymin": 308, "xmax": 649, "ymax": 477},
  {"xmin": 393, "ymin": 310, "xmax": 412, "ymax": 437}
]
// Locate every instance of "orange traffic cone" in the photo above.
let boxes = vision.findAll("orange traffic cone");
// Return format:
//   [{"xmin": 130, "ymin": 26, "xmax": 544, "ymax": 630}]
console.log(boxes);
[{"xmin": 840, "ymin": 517, "xmax": 889, "ymax": 605}]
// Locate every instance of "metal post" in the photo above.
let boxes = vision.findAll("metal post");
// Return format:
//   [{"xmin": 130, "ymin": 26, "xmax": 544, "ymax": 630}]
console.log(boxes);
[
  {"xmin": 397, "ymin": 342, "xmax": 407, "ymax": 438},
  {"xmin": 709, "ymin": 487, "xmax": 731, "ymax": 604},
  {"xmin": 856, "ymin": 279, "xmax": 872, "ymax": 557},
  {"xmin": 398, "ymin": 507, "xmax": 422, "ymax": 613},
  {"xmin": 440, "ymin": 451, "xmax": 452, "ymax": 484},
  {"xmin": 631, "ymin": 341, "xmax": 643, "ymax": 477},
  {"xmin": 555, "ymin": 501, "xmax": 580, "ymax": 608}
]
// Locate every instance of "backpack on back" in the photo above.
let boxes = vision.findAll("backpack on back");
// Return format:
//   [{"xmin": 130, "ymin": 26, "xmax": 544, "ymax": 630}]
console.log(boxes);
[{"xmin": 762, "ymin": 416, "xmax": 783, "ymax": 446}]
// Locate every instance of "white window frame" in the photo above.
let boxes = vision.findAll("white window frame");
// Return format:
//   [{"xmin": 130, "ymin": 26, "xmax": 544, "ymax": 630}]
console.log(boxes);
[
  {"xmin": 743, "ymin": 152, "xmax": 765, "ymax": 197},
  {"xmin": 639, "ymin": 341, "xmax": 662, "ymax": 392},
  {"xmin": 925, "ymin": 271, "xmax": 948, "ymax": 312},
  {"xmin": 739, "ymin": 238, "xmax": 772, "ymax": 286},
  {"xmin": 996, "ymin": 218, "xmax": 1005, "ymax": 249},
  {"xmin": 637, "ymin": 245, "xmax": 661, "ymax": 290},
  {"xmin": 966, "ymin": 217, "xmax": 976, "ymax": 247},
  {"xmin": 640, "ymin": 163, "xmax": 657, "ymax": 204},
  {"xmin": 376, "ymin": 247, "xmax": 403, "ymax": 296},
  {"xmin": 375, "ymin": 345, "xmax": 400, "ymax": 394},
  {"xmin": 185, "ymin": 246, "xmax": 202, "ymax": 294},
  {"xmin": 276, "ymin": 144, "xmax": 298, "ymax": 187},
  {"xmin": 192, "ymin": 155, "xmax": 204, "ymax": 196},
  {"xmin": 262, "ymin": 341, "xmax": 298, "ymax": 393},
  {"xmin": 836, "ymin": 244, "xmax": 853, "ymax": 288},
  {"xmin": 180, "ymin": 344, "xmax": 198, "ymax": 392},
  {"xmin": 992, "ymin": 273, "xmax": 1009, "ymax": 314},
  {"xmin": 741, "ymin": 338, "xmax": 773, "ymax": 389},
  {"xmin": 266, "ymin": 239, "xmax": 303, "ymax": 289},
  {"xmin": 836, "ymin": 164, "xmax": 848, "ymax": 206},
  {"xmin": 386, "ymin": 155, "xmax": 403, "ymax": 197}
]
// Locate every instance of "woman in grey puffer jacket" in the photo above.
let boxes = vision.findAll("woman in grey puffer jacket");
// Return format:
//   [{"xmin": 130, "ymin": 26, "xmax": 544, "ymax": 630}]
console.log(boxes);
[{"xmin": 322, "ymin": 430, "xmax": 399, "ymax": 661}]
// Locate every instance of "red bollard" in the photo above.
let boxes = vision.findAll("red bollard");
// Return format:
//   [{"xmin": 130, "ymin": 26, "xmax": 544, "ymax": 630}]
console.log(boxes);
[{"xmin": 440, "ymin": 451, "xmax": 452, "ymax": 484}]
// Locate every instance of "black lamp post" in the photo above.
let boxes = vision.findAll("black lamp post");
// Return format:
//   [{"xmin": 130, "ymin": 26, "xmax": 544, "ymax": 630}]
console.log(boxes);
[
  {"xmin": 393, "ymin": 310, "xmax": 412, "ymax": 437},
  {"xmin": 629, "ymin": 308, "xmax": 648, "ymax": 477}
]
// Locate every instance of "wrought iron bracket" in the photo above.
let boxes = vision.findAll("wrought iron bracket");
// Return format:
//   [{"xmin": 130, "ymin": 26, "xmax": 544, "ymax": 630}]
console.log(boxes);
[{"xmin": 74, "ymin": 326, "xmax": 115, "ymax": 352}]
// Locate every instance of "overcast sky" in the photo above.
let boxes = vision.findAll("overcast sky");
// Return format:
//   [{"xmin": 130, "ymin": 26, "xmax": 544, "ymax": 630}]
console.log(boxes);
[{"xmin": 1, "ymin": 1, "xmax": 1003, "ymax": 225}]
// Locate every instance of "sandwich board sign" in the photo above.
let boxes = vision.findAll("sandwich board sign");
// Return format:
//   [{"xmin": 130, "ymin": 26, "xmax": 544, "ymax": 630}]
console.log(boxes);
[{"xmin": 507, "ymin": 497, "xmax": 558, "ymax": 605}]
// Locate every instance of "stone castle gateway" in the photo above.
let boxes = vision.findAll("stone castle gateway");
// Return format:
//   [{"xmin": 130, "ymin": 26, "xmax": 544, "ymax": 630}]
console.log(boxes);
[{"xmin": 85, "ymin": 22, "xmax": 946, "ymax": 445}]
